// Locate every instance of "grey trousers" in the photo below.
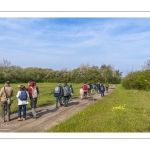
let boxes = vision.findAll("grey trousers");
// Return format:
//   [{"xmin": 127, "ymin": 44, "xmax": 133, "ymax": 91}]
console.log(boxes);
[{"xmin": 30, "ymin": 98, "xmax": 37, "ymax": 118}]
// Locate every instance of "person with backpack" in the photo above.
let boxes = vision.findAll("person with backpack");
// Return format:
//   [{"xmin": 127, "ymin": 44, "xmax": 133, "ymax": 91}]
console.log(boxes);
[
  {"xmin": 69, "ymin": 85, "xmax": 74, "ymax": 100},
  {"xmin": 100, "ymin": 83, "xmax": 105, "ymax": 97},
  {"xmin": 28, "ymin": 81, "xmax": 39, "ymax": 119},
  {"xmin": 16, "ymin": 85, "xmax": 29, "ymax": 121},
  {"xmin": 0, "ymin": 81, "xmax": 13, "ymax": 122},
  {"xmin": 83, "ymin": 82, "xmax": 88, "ymax": 99},
  {"xmin": 97, "ymin": 82, "xmax": 100, "ymax": 94},
  {"xmin": 54, "ymin": 83, "xmax": 64, "ymax": 108},
  {"xmin": 62, "ymin": 82, "xmax": 70, "ymax": 107},
  {"xmin": 105, "ymin": 83, "xmax": 109, "ymax": 93}
]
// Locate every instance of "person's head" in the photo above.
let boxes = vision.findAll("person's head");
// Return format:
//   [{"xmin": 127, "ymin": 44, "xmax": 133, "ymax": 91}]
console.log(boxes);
[
  {"xmin": 5, "ymin": 81, "xmax": 10, "ymax": 86},
  {"xmin": 58, "ymin": 83, "xmax": 61, "ymax": 86},
  {"xmin": 19, "ymin": 85, "xmax": 25, "ymax": 91},
  {"xmin": 70, "ymin": 85, "xmax": 72, "ymax": 87}
]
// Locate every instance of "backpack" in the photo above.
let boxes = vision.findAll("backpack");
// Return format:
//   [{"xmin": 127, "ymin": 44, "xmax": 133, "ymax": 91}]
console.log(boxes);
[
  {"xmin": 101, "ymin": 86, "xmax": 104, "ymax": 91},
  {"xmin": 54, "ymin": 86, "xmax": 60, "ymax": 94},
  {"xmin": 83, "ymin": 84, "xmax": 87, "ymax": 90},
  {"xmin": 93, "ymin": 84, "xmax": 96, "ymax": 89},
  {"xmin": 87, "ymin": 85, "xmax": 90, "ymax": 89},
  {"xmin": 63, "ymin": 86, "xmax": 70, "ymax": 96},
  {"xmin": 31, "ymin": 86, "xmax": 38, "ymax": 98},
  {"xmin": 19, "ymin": 91, "xmax": 27, "ymax": 100}
]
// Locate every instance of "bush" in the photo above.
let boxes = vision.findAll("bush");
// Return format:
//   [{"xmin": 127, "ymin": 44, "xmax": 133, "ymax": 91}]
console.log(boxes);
[{"xmin": 122, "ymin": 70, "xmax": 150, "ymax": 90}]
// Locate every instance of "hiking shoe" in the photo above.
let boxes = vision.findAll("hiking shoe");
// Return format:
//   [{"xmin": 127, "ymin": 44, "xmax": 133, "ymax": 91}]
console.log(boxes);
[
  {"xmin": 22, "ymin": 118, "xmax": 26, "ymax": 121},
  {"xmin": 18, "ymin": 118, "xmax": 22, "ymax": 121}
]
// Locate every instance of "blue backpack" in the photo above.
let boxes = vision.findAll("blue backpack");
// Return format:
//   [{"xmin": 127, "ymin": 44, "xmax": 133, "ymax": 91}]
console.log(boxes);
[
  {"xmin": 19, "ymin": 91, "xmax": 27, "ymax": 100},
  {"xmin": 101, "ymin": 86, "xmax": 104, "ymax": 91}
]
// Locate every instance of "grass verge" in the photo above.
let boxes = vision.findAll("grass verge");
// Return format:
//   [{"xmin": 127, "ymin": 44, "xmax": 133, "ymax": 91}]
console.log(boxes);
[{"xmin": 48, "ymin": 84, "xmax": 150, "ymax": 132}]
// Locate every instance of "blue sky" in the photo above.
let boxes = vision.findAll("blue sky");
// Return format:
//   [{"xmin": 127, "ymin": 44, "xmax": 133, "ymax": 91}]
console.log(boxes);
[{"xmin": 0, "ymin": 18, "xmax": 150, "ymax": 76}]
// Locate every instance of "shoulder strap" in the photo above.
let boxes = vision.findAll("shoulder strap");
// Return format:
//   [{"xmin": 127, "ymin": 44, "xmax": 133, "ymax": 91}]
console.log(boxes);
[{"xmin": 4, "ymin": 87, "xmax": 8, "ymax": 98}]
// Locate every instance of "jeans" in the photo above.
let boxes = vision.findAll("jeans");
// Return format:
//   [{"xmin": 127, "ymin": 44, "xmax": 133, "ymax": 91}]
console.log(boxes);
[
  {"xmin": 100, "ymin": 91, "xmax": 104, "ymax": 97},
  {"xmin": 18, "ymin": 105, "xmax": 26, "ymax": 118},
  {"xmin": 30, "ymin": 98, "xmax": 37, "ymax": 118}
]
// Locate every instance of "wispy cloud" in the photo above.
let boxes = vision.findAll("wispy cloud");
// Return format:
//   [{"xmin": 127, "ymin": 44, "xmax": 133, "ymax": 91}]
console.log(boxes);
[{"xmin": 0, "ymin": 18, "xmax": 150, "ymax": 76}]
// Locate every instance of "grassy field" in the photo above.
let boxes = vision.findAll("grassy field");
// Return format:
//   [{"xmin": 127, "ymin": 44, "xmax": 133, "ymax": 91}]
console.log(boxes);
[
  {"xmin": 48, "ymin": 84, "xmax": 150, "ymax": 132},
  {"xmin": 0, "ymin": 82, "xmax": 82, "ymax": 116}
]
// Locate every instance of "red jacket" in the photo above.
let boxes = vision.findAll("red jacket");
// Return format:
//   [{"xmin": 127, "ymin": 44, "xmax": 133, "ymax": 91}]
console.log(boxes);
[{"xmin": 28, "ymin": 82, "xmax": 39, "ymax": 98}]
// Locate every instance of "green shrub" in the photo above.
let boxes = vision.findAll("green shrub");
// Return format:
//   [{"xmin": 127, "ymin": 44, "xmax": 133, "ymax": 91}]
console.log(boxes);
[{"xmin": 122, "ymin": 70, "xmax": 150, "ymax": 90}]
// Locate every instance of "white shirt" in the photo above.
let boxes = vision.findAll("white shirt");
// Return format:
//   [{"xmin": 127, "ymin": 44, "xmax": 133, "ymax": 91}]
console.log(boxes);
[{"xmin": 16, "ymin": 90, "xmax": 29, "ymax": 105}]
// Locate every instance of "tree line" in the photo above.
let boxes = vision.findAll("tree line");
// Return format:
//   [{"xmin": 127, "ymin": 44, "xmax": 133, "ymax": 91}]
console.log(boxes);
[{"xmin": 0, "ymin": 59, "xmax": 122, "ymax": 84}]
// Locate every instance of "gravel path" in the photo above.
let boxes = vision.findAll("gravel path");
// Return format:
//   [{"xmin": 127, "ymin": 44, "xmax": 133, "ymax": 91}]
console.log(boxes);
[{"xmin": 0, "ymin": 85, "xmax": 116, "ymax": 132}]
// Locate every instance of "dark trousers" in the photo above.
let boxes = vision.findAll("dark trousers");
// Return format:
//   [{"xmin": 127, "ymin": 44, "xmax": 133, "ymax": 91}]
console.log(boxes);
[
  {"xmin": 1, "ymin": 101, "xmax": 10, "ymax": 121},
  {"xmin": 30, "ymin": 98, "xmax": 37, "ymax": 118},
  {"xmin": 64, "ymin": 96, "xmax": 69, "ymax": 106},
  {"xmin": 18, "ymin": 105, "xmax": 26, "ymax": 118}
]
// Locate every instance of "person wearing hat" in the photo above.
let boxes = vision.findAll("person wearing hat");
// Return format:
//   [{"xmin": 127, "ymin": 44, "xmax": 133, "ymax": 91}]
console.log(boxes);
[{"xmin": 0, "ymin": 81, "xmax": 13, "ymax": 122}]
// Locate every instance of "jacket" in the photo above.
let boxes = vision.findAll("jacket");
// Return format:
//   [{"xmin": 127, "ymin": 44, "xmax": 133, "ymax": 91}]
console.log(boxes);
[
  {"xmin": 0, "ymin": 85, "xmax": 13, "ymax": 102},
  {"xmin": 28, "ymin": 81, "xmax": 39, "ymax": 98},
  {"xmin": 16, "ymin": 90, "xmax": 29, "ymax": 105}
]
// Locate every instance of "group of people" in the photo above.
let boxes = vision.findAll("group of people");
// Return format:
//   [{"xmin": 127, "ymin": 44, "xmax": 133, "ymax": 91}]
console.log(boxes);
[
  {"xmin": 54, "ymin": 83, "xmax": 74, "ymax": 108},
  {"xmin": 79, "ymin": 82, "xmax": 109, "ymax": 100},
  {"xmin": 0, "ymin": 80, "xmax": 39, "ymax": 122},
  {"xmin": 0, "ymin": 80, "xmax": 109, "ymax": 122}
]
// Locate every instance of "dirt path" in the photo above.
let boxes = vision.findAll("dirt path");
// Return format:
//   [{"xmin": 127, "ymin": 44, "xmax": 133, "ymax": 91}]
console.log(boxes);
[{"xmin": 0, "ymin": 85, "xmax": 116, "ymax": 132}]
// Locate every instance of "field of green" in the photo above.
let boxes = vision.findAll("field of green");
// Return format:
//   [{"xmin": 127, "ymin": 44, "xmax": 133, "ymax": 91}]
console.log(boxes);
[
  {"xmin": 48, "ymin": 84, "xmax": 150, "ymax": 132},
  {"xmin": 0, "ymin": 82, "xmax": 82, "ymax": 116}
]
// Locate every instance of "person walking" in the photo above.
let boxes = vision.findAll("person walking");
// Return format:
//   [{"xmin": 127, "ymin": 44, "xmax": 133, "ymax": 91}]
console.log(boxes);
[
  {"xmin": 54, "ymin": 83, "xmax": 64, "ymax": 108},
  {"xmin": 28, "ymin": 81, "xmax": 39, "ymax": 119},
  {"xmin": 83, "ymin": 82, "xmax": 88, "ymax": 99},
  {"xmin": 63, "ymin": 82, "xmax": 70, "ymax": 107},
  {"xmin": 79, "ymin": 86, "xmax": 84, "ymax": 100},
  {"xmin": 93, "ymin": 83, "xmax": 97, "ymax": 94},
  {"xmin": 16, "ymin": 85, "xmax": 29, "ymax": 121},
  {"xmin": 0, "ymin": 81, "xmax": 13, "ymax": 122},
  {"xmin": 100, "ymin": 83, "xmax": 105, "ymax": 97},
  {"xmin": 69, "ymin": 85, "xmax": 74, "ymax": 100},
  {"xmin": 105, "ymin": 83, "xmax": 109, "ymax": 93}
]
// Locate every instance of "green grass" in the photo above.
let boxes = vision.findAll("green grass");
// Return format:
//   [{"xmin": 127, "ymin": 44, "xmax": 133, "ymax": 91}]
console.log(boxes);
[
  {"xmin": 48, "ymin": 84, "xmax": 150, "ymax": 132},
  {"xmin": 0, "ymin": 82, "xmax": 82, "ymax": 116}
]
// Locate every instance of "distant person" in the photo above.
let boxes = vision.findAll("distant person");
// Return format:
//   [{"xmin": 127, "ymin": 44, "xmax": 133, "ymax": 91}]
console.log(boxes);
[
  {"xmin": 0, "ymin": 81, "xmax": 13, "ymax": 122},
  {"xmin": 69, "ymin": 85, "xmax": 74, "ymax": 100},
  {"xmin": 93, "ymin": 83, "xmax": 97, "ymax": 94},
  {"xmin": 62, "ymin": 82, "xmax": 70, "ymax": 107},
  {"xmin": 79, "ymin": 86, "xmax": 84, "ymax": 100},
  {"xmin": 16, "ymin": 85, "xmax": 29, "ymax": 121},
  {"xmin": 105, "ymin": 83, "xmax": 109, "ymax": 93},
  {"xmin": 97, "ymin": 82, "xmax": 100, "ymax": 94},
  {"xmin": 54, "ymin": 83, "xmax": 64, "ymax": 108},
  {"xmin": 100, "ymin": 83, "xmax": 105, "ymax": 97},
  {"xmin": 83, "ymin": 82, "xmax": 88, "ymax": 99},
  {"xmin": 28, "ymin": 81, "xmax": 39, "ymax": 119}
]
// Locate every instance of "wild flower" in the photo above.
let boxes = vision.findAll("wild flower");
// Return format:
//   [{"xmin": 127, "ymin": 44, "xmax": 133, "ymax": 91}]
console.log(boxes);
[{"xmin": 112, "ymin": 104, "xmax": 125, "ymax": 111}]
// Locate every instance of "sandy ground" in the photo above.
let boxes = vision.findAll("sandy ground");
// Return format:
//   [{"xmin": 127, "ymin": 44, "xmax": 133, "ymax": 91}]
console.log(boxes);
[{"xmin": 0, "ymin": 85, "xmax": 116, "ymax": 132}]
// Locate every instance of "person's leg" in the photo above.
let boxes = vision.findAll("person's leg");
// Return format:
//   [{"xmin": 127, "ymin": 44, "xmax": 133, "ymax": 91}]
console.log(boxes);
[
  {"xmin": 18, "ymin": 105, "xmax": 22, "ymax": 121},
  {"xmin": 7, "ymin": 103, "xmax": 11, "ymax": 121},
  {"xmin": 1, "ymin": 101, "xmax": 5, "ymax": 122},
  {"xmin": 30, "ymin": 98, "xmax": 36, "ymax": 118},
  {"xmin": 23, "ymin": 105, "xmax": 26, "ymax": 119},
  {"xmin": 56, "ymin": 96, "xmax": 59, "ymax": 108}
]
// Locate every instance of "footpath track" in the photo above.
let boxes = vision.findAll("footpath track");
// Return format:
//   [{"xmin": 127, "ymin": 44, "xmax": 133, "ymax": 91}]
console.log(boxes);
[{"xmin": 0, "ymin": 85, "xmax": 116, "ymax": 132}]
